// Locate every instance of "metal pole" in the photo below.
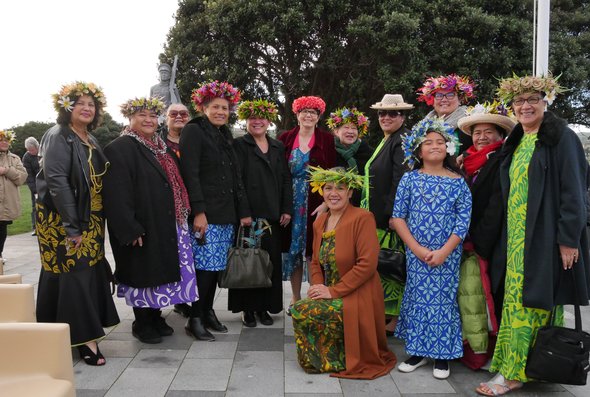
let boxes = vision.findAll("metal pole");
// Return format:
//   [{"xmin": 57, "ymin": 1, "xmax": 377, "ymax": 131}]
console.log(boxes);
[{"xmin": 535, "ymin": 0, "xmax": 551, "ymax": 76}]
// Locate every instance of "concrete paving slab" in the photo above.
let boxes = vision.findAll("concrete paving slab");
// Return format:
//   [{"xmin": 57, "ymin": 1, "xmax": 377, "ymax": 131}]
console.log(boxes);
[
  {"xmin": 284, "ymin": 360, "xmax": 342, "ymax": 394},
  {"xmin": 98, "ymin": 339, "xmax": 142, "ymax": 358},
  {"xmin": 284, "ymin": 342, "xmax": 297, "ymax": 361},
  {"xmin": 226, "ymin": 351, "xmax": 283, "ymax": 397},
  {"xmin": 105, "ymin": 367, "xmax": 177, "ymax": 397},
  {"xmin": 129, "ymin": 349, "xmax": 186, "ymax": 368},
  {"xmin": 76, "ymin": 390, "xmax": 108, "ymax": 397},
  {"xmin": 389, "ymin": 362, "xmax": 456, "ymax": 394},
  {"xmin": 169, "ymin": 359, "xmax": 233, "ymax": 391},
  {"xmin": 237, "ymin": 327, "xmax": 284, "ymax": 351},
  {"xmin": 340, "ymin": 376, "xmax": 400, "ymax": 397},
  {"xmin": 166, "ymin": 392, "xmax": 225, "ymax": 397},
  {"xmin": 186, "ymin": 341, "xmax": 238, "ymax": 359},
  {"xmin": 73, "ymin": 357, "xmax": 132, "ymax": 390}
]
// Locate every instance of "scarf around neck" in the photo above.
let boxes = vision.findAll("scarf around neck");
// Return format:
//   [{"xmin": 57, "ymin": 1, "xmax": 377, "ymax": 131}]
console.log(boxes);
[
  {"xmin": 122, "ymin": 127, "xmax": 190, "ymax": 223},
  {"xmin": 425, "ymin": 105, "xmax": 467, "ymax": 129},
  {"xmin": 334, "ymin": 136, "xmax": 361, "ymax": 170},
  {"xmin": 463, "ymin": 140, "xmax": 503, "ymax": 178}
]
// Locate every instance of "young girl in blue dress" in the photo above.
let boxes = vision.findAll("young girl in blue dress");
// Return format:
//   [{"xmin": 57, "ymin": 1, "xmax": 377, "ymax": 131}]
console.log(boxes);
[{"xmin": 391, "ymin": 118, "xmax": 472, "ymax": 380}]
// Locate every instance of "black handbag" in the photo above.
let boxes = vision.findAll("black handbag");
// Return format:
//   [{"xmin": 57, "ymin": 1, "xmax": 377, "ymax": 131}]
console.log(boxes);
[
  {"xmin": 525, "ymin": 271, "xmax": 590, "ymax": 385},
  {"xmin": 377, "ymin": 230, "xmax": 407, "ymax": 283},
  {"xmin": 218, "ymin": 224, "xmax": 273, "ymax": 289}
]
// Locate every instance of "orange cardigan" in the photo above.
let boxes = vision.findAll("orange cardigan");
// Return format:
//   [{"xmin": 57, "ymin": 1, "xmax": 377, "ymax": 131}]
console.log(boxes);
[{"xmin": 311, "ymin": 206, "xmax": 397, "ymax": 379}]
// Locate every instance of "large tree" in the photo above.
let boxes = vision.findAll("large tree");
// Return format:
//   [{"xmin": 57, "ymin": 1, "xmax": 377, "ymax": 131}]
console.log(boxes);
[{"xmin": 164, "ymin": 0, "xmax": 589, "ymax": 135}]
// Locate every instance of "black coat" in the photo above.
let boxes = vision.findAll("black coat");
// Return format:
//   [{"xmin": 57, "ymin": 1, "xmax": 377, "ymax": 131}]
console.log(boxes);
[
  {"xmin": 179, "ymin": 116, "xmax": 250, "ymax": 223},
  {"xmin": 493, "ymin": 111, "xmax": 590, "ymax": 310},
  {"xmin": 468, "ymin": 150, "xmax": 504, "ymax": 261},
  {"xmin": 367, "ymin": 127, "xmax": 410, "ymax": 230},
  {"xmin": 22, "ymin": 152, "xmax": 40, "ymax": 192},
  {"xmin": 233, "ymin": 134, "xmax": 293, "ymax": 221},
  {"xmin": 103, "ymin": 135, "xmax": 180, "ymax": 288},
  {"xmin": 336, "ymin": 139, "xmax": 373, "ymax": 207}
]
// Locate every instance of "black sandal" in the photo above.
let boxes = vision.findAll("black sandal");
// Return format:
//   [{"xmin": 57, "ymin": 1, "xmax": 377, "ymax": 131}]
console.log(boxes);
[{"xmin": 77, "ymin": 344, "xmax": 106, "ymax": 366}]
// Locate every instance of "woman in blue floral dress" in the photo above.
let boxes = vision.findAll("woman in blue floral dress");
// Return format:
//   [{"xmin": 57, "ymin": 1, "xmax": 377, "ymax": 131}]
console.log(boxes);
[{"xmin": 392, "ymin": 119, "xmax": 472, "ymax": 380}]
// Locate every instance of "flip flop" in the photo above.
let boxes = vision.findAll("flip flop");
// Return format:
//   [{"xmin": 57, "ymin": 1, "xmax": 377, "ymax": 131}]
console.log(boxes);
[{"xmin": 475, "ymin": 380, "xmax": 523, "ymax": 396}]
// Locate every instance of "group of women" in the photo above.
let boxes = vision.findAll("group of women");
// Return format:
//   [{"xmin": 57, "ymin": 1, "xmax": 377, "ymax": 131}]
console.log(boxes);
[{"xmin": 30, "ymin": 72, "xmax": 590, "ymax": 391}]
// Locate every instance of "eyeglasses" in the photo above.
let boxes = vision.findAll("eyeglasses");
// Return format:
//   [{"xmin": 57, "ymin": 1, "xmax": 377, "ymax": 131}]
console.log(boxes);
[
  {"xmin": 378, "ymin": 110, "xmax": 402, "ymax": 118},
  {"xmin": 434, "ymin": 92, "xmax": 457, "ymax": 100},
  {"xmin": 512, "ymin": 96, "xmax": 542, "ymax": 106},
  {"xmin": 168, "ymin": 110, "xmax": 189, "ymax": 119},
  {"xmin": 299, "ymin": 109, "xmax": 320, "ymax": 116}
]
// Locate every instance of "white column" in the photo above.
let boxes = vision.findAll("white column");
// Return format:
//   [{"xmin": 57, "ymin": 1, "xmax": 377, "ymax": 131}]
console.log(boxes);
[{"xmin": 535, "ymin": 0, "xmax": 551, "ymax": 76}]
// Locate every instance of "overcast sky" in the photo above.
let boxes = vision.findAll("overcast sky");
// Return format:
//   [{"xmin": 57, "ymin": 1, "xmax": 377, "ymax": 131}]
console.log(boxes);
[{"xmin": 0, "ymin": 0, "xmax": 180, "ymax": 129}]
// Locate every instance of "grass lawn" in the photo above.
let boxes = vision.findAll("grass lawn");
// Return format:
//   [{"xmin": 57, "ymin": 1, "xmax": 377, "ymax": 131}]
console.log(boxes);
[{"xmin": 7, "ymin": 185, "xmax": 34, "ymax": 236}]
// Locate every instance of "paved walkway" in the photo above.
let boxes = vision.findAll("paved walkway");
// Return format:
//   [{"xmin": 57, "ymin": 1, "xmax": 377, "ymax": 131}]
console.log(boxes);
[{"xmin": 3, "ymin": 232, "xmax": 590, "ymax": 396}]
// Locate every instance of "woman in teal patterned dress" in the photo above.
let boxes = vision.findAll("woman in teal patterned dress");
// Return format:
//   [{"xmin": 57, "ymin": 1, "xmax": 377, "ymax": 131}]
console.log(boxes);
[
  {"xmin": 292, "ymin": 167, "xmax": 396, "ymax": 379},
  {"xmin": 476, "ymin": 75, "xmax": 590, "ymax": 395}
]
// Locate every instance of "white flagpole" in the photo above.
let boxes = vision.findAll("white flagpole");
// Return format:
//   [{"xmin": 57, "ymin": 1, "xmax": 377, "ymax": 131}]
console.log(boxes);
[{"xmin": 535, "ymin": 0, "xmax": 551, "ymax": 76}]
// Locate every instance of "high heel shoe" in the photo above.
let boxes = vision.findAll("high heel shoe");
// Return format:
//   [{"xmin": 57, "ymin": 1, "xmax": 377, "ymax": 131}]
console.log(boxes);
[
  {"xmin": 185, "ymin": 317, "xmax": 215, "ymax": 341},
  {"xmin": 77, "ymin": 344, "xmax": 106, "ymax": 366}
]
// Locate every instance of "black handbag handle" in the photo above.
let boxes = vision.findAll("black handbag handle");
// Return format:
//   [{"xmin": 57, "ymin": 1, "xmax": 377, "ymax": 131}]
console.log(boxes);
[
  {"xmin": 550, "ymin": 269, "xmax": 583, "ymax": 332},
  {"xmin": 379, "ymin": 230, "xmax": 394, "ymax": 248}
]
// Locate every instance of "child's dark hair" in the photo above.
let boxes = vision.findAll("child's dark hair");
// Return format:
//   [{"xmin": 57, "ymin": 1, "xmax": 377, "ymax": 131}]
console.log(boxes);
[{"xmin": 411, "ymin": 133, "xmax": 465, "ymax": 177}]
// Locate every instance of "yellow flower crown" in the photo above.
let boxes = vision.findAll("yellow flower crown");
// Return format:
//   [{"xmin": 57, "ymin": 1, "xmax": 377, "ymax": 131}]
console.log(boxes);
[
  {"xmin": 120, "ymin": 97, "xmax": 166, "ymax": 118},
  {"xmin": 52, "ymin": 81, "xmax": 107, "ymax": 112},
  {"xmin": 0, "ymin": 130, "xmax": 15, "ymax": 143},
  {"xmin": 308, "ymin": 166, "xmax": 364, "ymax": 196}
]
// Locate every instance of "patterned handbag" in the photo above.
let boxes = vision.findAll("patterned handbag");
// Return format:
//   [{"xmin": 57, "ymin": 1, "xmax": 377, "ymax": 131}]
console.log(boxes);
[{"xmin": 218, "ymin": 223, "xmax": 273, "ymax": 289}]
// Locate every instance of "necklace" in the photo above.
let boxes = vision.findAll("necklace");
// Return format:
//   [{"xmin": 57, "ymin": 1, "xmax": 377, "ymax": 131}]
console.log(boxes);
[{"xmin": 325, "ymin": 210, "xmax": 345, "ymax": 232}]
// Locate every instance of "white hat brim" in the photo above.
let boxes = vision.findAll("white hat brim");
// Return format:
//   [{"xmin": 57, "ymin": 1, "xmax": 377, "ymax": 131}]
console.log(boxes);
[
  {"xmin": 458, "ymin": 114, "xmax": 516, "ymax": 136},
  {"xmin": 370, "ymin": 103, "xmax": 414, "ymax": 110}
]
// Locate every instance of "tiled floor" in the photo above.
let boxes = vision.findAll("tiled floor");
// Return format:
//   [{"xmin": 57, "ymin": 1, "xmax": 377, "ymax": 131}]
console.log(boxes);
[{"xmin": 3, "ymin": 232, "xmax": 590, "ymax": 396}]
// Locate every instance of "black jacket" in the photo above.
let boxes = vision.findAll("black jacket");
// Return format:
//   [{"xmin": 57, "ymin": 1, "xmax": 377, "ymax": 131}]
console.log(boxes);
[
  {"xmin": 233, "ymin": 134, "xmax": 293, "ymax": 221},
  {"xmin": 179, "ymin": 116, "xmax": 250, "ymax": 223},
  {"xmin": 367, "ymin": 127, "xmax": 410, "ymax": 229},
  {"xmin": 493, "ymin": 111, "xmax": 590, "ymax": 310},
  {"xmin": 103, "ymin": 135, "xmax": 180, "ymax": 288},
  {"xmin": 336, "ymin": 139, "xmax": 373, "ymax": 207},
  {"xmin": 468, "ymin": 151, "xmax": 504, "ymax": 260},
  {"xmin": 36, "ymin": 124, "xmax": 105, "ymax": 237},
  {"xmin": 22, "ymin": 152, "xmax": 40, "ymax": 192}
]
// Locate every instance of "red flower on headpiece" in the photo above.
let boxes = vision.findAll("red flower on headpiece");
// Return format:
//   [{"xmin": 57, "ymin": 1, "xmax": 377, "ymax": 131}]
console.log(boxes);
[{"xmin": 292, "ymin": 96, "xmax": 326, "ymax": 114}]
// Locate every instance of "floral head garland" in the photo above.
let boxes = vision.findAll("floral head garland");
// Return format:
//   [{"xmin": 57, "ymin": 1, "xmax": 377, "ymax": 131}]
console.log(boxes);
[
  {"xmin": 0, "ymin": 130, "xmax": 16, "ymax": 144},
  {"xmin": 191, "ymin": 80, "xmax": 241, "ymax": 111},
  {"xmin": 496, "ymin": 73, "xmax": 566, "ymax": 106},
  {"xmin": 292, "ymin": 96, "xmax": 326, "ymax": 114},
  {"xmin": 466, "ymin": 100, "xmax": 515, "ymax": 118},
  {"xmin": 120, "ymin": 96, "xmax": 166, "ymax": 118},
  {"xmin": 308, "ymin": 166, "xmax": 364, "ymax": 196},
  {"xmin": 52, "ymin": 81, "xmax": 107, "ymax": 113},
  {"xmin": 326, "ymin": 107, "xmax": 370, "ymax": 136},
  {"xmin": 236, "ymin": 99, "xmax": 279, "ymax": 122},
  {"xmin": 402, "ymin": 118, "xmax": 458, "ymax": 169},
  {"xmin": 417, "ymin": 74, "xmax": 476, "ymax": 106}
]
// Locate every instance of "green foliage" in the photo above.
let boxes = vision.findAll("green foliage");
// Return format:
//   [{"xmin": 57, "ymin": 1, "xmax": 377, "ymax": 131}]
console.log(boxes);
[
  {"xmin": 164, "ymin": 0, "xmax": 590, "ymax": 134},
  {"xmin": 93, "ymin": 112, "xmax": 124, "ymax": 149},
  {"xmin": 7, "ymin": 185, "xmax": 33, "ymax": 236}
]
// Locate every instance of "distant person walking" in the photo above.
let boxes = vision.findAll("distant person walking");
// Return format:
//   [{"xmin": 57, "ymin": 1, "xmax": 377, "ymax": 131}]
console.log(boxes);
[{"xmin": 22, "ymin": 137, "xmax": 40, "ymax": 235}]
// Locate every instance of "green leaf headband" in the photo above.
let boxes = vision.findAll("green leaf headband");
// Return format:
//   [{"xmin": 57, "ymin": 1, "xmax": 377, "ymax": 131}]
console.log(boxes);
[
  {"xmin": 236, "ymin": 99, "xmax": 279, "ymax": 122},
  {"xmin": 308, "ymin": 166, "xmax": 364, "ymax": 196}
]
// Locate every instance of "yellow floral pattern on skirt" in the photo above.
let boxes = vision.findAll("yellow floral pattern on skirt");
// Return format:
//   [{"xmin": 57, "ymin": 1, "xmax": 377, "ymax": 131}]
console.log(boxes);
[
  {"xmin": 292, "ymin": 230, "xmax": 345, "ymax": 373},
  {"xmin": 36, "ymin": 180, "xmax": 106, "ymax": 273},
  {"xmin": 490, "ymin": 133, "xmax": 563, "ymax": 382}
]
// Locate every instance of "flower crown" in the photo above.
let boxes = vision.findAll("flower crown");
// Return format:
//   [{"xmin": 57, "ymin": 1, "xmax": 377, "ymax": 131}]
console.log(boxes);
[
  {"xmin": 191, "ymin": 80, "xmax": 241, "ymax": 111},
  {"xmin": 237, "ymin": 99, "xmax": 279, "ymax": 121},
  {"xmin": 402, "ymin": 118, "xmax": 458, "ymax": 168},
  {"xmin": 466, "ymin": 100, "xmax": 515, "ymax": 118},
  {"xmin": 417, "ymin": 74, "xmax": 476, "ymax": 106},
  {"xmin": 52, "ymin": 81, "xmax": 107, "ymax": 113},
  {"xmin": 0, "ymin": 130, "xmax": 16, "ymax": 144},
  {"xmin": 292, "ymin": 96, "xmax": 326, "ymax": 114},
  {"xmin": 308, "ymin": 166, "xmax": 364, "ymax": 196},
  {"xmin": 496, "ymin": 73, "xmax": 566, "ymax": 106},
  {"xmin": 326, "ymin": 107, "xmax": 370, "ymax": 136},
  {"xmin": 120, "ymin": 96, "xmax": 166, "ymax": 118}
]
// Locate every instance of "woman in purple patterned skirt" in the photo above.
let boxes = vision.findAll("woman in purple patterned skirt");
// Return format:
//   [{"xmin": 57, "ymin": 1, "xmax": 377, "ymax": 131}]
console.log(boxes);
[{"xmin": 103, "ymin": 96, "xmax": 198, "ymax": 344}]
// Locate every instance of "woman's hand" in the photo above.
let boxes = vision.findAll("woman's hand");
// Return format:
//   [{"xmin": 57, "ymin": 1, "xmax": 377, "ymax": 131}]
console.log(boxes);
[
  {"xmin": 0, "ymin": 166, "xmax": 6, "ymax": 175},
  {"xmin": 413, "ymin": 245, "xmax": 431, "ymax": 263},
  {"xmin": 193, "ymin": 212, "xmax": 208, "ymax": 236},
  {"xmin": 280, "ymin": 213, "xmax": 291, "ymax": 227},
  {"xmin": 311, "ymin": 202, "xmax": 328, "ymax": 218},
  {"xmin": 456, "ymin": 154, "xmax": 465, "ymax": 169},
  {"xmin": 67, "ymin": 235, "xmax": 83, "ymax": 249},
  {"xmin": 559, "ymin": 244, "xmax": 579, "ymax": 270},
  {"xmin": 308, "ymin": 284, "xmax": 332, "ymax": 300},
  {"xmin": 424, "ymin": 249, "xmax": 449, "ymax": 267},
  {"xmin": 240, "ymin": 217, "xmax": 253, "ymax": 227}
]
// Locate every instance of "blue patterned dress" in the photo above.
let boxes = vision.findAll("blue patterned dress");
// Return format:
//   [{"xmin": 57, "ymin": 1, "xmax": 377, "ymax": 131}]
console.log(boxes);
[
  {"xmin": 283, "ymin": 148, "xmax": 310, "ymax": 280},
  {"xmin": 392, "ymin": 170, "xmax": 472, "ymax": 359},
  {"xmin": 192, "ymin": 224, "xmax": 235, "ymax": 271}
]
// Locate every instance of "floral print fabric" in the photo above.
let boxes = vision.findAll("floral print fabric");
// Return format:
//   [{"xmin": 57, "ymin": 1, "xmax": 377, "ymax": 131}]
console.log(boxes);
[{"xmin": 292, "ymin": 230, "xmax": 345, "ymax": 373}]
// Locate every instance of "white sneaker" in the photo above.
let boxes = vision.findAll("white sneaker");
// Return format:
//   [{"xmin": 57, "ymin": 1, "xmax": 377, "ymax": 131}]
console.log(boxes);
[
  {"xmin": 398, "ymin": 357, "xmax": 429, "ymax": 373},
  {"xmin": 433, "ymin": 362, "xmax": 450, "ymax": 379}
]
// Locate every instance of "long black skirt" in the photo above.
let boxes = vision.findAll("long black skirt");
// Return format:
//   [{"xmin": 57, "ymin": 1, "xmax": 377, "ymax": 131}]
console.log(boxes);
[{"xmin": 228, "ymin": 221, "xmax": 283, "ymax": 313}]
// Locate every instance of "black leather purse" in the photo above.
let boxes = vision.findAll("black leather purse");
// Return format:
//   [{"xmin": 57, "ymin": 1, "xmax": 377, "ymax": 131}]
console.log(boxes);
[
  {"xmin": 525, "ymin": 271, "xmax": 590, "ymax": 385},
  {"xmin": 377, "ymin": 230, "xmax": 406, "ymax": 283}
]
